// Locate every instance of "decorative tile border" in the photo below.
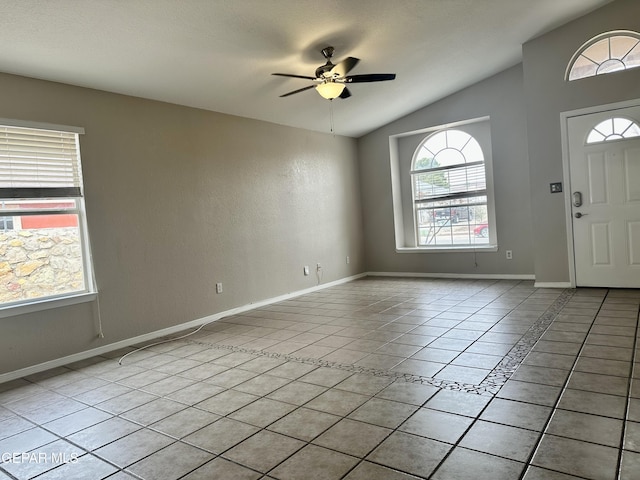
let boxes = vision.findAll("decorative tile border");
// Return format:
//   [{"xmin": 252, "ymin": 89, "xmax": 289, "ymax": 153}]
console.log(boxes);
[
  {"xmin": 186, "ymin": 288, "xmax": 576, "ymax": 396},
  {"xmin": 479, "ymin": 287, "xmax": 576, "ymax": 394}
]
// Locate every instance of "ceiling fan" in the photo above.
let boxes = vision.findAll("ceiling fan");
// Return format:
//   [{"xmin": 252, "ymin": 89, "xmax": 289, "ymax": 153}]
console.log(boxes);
[{"xmin": 272, "ymin": 46, "xmax": 396, "ymax": 100}]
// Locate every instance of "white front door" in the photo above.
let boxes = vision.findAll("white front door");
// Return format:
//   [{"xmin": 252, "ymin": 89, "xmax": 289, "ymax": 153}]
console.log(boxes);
[{"xmin": 568, "ymin": 106, "xmax": 640, "ymax": 288}]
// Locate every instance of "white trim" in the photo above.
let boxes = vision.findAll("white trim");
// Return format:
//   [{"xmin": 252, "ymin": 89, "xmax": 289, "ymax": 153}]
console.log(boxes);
[
  {"xmin": 534, "ymin": 282, "xmax": 572, "ymax": 289},
  {"xmin": 0, "ymin": 117, "xmax": 84, "ymax": 134},
  {"xmin": 0, "ymin": 292, "xmax": 97, "ymax": 319},
  {"xmin": 560, "ymin": 98, "xmax": 640, "ymax": 289},
  {"xmin": 560, "ymin": 98, "xmax": 640, "ymax": 120},
  {"xmin": 0, "ymin": 273, "xmax": 367, "ymax": 384},
  {"xmin": 389, "ymin": 117, "xmax": 494, "ymax": 250},
  {"xmin": 396, "ymin": 246, "xmax": 498, "ymax": 254},
  {"xmin": 367, "ymin": 271, "xmax": 535, "ymax": 280},
  {"xmin": 390, "ymin": 115, "xmax": 491, "ymax": 139},
  {"xmin": 560, "ymin": 110, "xmax": 577, "ymax": 289}
]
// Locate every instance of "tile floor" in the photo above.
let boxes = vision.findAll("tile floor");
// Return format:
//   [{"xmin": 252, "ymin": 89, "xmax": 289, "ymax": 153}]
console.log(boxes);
[{"xmin": 0, "ymin": 277, "xmax": 638, "ymax": 480}]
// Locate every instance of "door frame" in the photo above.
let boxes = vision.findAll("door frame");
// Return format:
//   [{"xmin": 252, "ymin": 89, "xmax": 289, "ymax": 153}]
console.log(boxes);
[{"xmin": 560, "ymin": 98, "xmax": 640, "ymax": 288}]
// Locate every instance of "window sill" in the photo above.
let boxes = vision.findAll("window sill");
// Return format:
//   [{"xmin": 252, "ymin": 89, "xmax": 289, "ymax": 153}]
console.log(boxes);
[
  {"xmin": 396, "ymin": 245, "xmax": 498, "ymax": 254},
  {"xmin": 0, "ymin": 292, "xmax": 97, "ymax": 319}
]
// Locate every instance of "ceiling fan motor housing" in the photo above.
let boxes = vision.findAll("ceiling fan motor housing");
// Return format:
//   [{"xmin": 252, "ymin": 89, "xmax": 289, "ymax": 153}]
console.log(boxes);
[
  {"xmin": 316, "ymin": 64, "xmax": 335, "ymax": 78},
  {"xmin": 321, "ymin": 46, "xmax": 335, "ymax": 60},
  {"xmin": 316, "ymin": 46, "xmax": 337, "ymax": 78}
]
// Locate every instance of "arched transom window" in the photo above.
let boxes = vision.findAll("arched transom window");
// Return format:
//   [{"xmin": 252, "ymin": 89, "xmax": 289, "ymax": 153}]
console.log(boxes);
[
  {"xmin": 567, "ymin": 31, "xmax": 640, "ymax": 81},
  {"xmin": 411, "ymin": 129, "xmax": 490, "ymax": 246},
  {"xmin": 586, "ymin": 117, "xmax": 640, "ymax": 144}
]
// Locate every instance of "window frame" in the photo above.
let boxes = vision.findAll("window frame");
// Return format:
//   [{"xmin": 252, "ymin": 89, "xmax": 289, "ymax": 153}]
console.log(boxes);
[
  {"xmin": 410, "ymin": 129, "xmax": 490, "ymax": 248},
  {"xmin": 389, "ymin": 116, "xmax": 498, "ymax": 253},
  {"xmin": 0, "ymin": 119, "xmax": 96, "ymax": 318},
  {"xmin": 585, "ymin": 116, "xmax": 640, "ymax": 144},
  {"xmin": 566, "ymin": 30, "xmax": 640, "ymax": 81}
]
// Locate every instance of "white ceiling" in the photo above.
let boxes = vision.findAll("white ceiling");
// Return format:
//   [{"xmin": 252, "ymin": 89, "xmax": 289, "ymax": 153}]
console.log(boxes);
[{"xmin": 0, "ymin": 0, "xmax": 612, "ymax": 137}]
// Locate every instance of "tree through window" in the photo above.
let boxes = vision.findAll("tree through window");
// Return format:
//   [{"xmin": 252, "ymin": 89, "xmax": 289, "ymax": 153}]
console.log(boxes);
[{"xmin": 411, "ymin": 129, "xmax": 490, "ymax": 246}]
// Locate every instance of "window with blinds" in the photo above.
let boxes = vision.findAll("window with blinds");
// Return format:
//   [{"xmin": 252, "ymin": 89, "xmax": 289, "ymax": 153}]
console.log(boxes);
[
  {"xmin": 412, "ymin": 129, "xmax": 491, "ymax": 247},
  {"xmin": 0, "ymin": 122, "xmax": 94, "ymax": 311},
  {"xmin": 0, "ymin": 125, "xmax": 83, "ymax": 198}
]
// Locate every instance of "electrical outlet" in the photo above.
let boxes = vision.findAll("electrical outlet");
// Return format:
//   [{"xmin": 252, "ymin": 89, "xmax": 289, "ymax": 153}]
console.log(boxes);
[
  {"xmin": 316, "ymin": 263, "xmax": 322, "ymax": 272},
  {"xmin": 506, "ymin": 250, "xmax": 513, "ymax": 260},
  {"xmin": 346, "ymin": 256, "xmax": 350, "ymax": 264},
  {"xmin": 216, "ymin": 282, "xmax": 223, "ymax": 293},
  {"xmin": 303, "ymin": 266, "xmax": 310, "ymax": 276}
]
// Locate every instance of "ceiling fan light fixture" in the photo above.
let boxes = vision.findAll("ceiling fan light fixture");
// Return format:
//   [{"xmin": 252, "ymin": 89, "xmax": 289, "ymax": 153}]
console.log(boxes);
[{"xmin": 316, "ymin": 81, "xmax": 345, "ymax": 100}]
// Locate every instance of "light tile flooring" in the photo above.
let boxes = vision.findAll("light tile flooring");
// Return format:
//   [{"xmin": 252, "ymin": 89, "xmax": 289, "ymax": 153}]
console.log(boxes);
[{"xmin": 0, "ymin": 277, "xmax": 639, "ymax": 480}]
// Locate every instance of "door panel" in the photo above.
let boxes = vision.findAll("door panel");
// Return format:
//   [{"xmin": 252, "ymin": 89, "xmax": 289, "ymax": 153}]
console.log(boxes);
[
  {"xmin": 590, "ymin": 223, "xmax": 611, "ymax": 265},
  {"xmin": 629, "ymin": 221, "xmax": 640, "ymax": 265},
  {"xmin": 625, "ymin": 149, "xmax": 640, "ymax": 201},
  {"xmin": 568, "ymin": 105, "xmax": 640, "ymax": 287},
  {"xmin": 587, "ymin": 153, "xmax": 607, "ymax": 204}
]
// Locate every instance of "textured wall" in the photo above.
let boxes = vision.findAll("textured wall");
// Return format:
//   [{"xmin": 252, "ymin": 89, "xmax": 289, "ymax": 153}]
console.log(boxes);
[
  {"xmin": 522, "ymin": 0, "xmax": 640, "ymax": 283},
  {"xmin": 358, "ymin": 65, "xmax": 534, "ymax": 275},
  {"xmin": 0, "ymin": 73, "xmax": 363, "ymax": 375}
]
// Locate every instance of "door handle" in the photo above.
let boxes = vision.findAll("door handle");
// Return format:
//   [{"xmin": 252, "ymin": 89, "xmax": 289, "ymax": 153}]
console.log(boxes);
[{"xmin": 574, "ymin": 212, "xmax": 587, "ymax": 219}]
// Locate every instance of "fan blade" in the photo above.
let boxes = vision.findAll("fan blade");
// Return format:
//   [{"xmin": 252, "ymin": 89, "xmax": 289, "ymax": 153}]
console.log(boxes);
[
  {"xmin": 272, "ymin": 73, "xmax": 317, "ymax": 80},
  {"xmin": 339, "ymin": 87, "xmax": 352, "ymax": 99},
  {"xmin": 330, "ymin": 57, "xmax": 359, "ymax": 77},
  {"xmin": 279, "ymin": 85, "xmax": 315, "ymax": 97},
  {"xmin": 345, "ymin": 73, "xmax": 396, "ymax": 83}
]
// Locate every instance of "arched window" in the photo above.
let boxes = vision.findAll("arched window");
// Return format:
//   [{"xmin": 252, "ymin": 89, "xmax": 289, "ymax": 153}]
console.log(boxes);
[
  {"xmin": 586, "ymin": 117, "xmax": 640, "ymax": 144},
  {"xmin": 567, "ymin": 31, "xmax": 640, "ymax": 81},
  {"xmin": 411, "ymin": 129, "xmax": 490, "ymax": 246}
]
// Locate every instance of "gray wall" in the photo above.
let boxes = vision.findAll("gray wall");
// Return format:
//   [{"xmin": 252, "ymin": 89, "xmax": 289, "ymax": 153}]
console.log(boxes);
[
  {"xmin": 358, "ymin": 65, "xmax": 534, "ymax": 275},
  {"xmin": 0, "ymin": 73, "xmax": 364, "ymax": 375},
  {"xmin": 358, "ymin": 0, "xmax": 640, "ymax": 283},
  {"xmin": 523, "ymin": 0, "xmax": 640, "ymax": 283}
]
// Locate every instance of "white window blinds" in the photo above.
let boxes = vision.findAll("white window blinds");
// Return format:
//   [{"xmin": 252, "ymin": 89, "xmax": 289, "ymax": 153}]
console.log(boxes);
[{"xmin": 0, "ymin": 124, "xmax": 83, "ymax": 198}]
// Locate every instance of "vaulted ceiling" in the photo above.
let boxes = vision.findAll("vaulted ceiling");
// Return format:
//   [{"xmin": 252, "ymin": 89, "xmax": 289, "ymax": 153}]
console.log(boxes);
[{"xmin": 0, "ymin": 0, "xmax": 613, "ymax": 137}]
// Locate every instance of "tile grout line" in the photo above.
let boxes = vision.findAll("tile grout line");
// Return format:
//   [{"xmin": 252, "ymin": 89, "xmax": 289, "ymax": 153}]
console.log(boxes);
[
  {"xmin": 517, "ymin": 289, "xmax": 612, "ymax": 480},
  {"xmin": 209, "ymin": 287, "xmax": 577, "ymax": 479},
  {"xmin": 0, "ymin": 280, "xmax": 588, "ymax": 480},
  {"xmin": 181, "ymin": 288, "xmax": 575, "ymax": 396},
  {"xmin": 479, "ymin": 288, "xmax": 577, "ymax": 393},
  {"xmin": 422, "ymin": 291, "xmax": 584, "ymax": 479},
  {"xmin": 616, "ymin": 300, "xmax": 640, "ymax": 480}
]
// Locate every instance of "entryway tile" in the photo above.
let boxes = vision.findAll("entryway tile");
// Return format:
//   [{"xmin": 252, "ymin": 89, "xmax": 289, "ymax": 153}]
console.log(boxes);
[
  {"xmin": 431, "ymin": 447, "xmax": 525, "ymax": 480},
  {"xmin": 531, "ymin": 434, "xmax": 619, "ymax": 480},
  {"xmin": 366, "ymin": 431, "xmax": 451, "ymax": 478},
  {"xmin": 269, "ymin": 444, "xmax": 359, "ymax": 480},
  {"xmin": 222, "ymin": 430, "xmax": 304, "ymax": 473},
  {"xmin": 126, "ymin": 441, "xmax": 212, "ymax": 480}
]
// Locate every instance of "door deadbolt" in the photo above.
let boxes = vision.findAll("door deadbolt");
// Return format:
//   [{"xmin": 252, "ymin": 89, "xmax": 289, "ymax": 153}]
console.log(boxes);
[{"xmin": 572, "ymin": 192, "xmax": 582, "ymax": 207}]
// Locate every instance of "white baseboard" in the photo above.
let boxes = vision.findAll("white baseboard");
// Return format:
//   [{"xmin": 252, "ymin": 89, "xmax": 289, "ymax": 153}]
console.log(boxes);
[
  {"xmin": 367, "ymin": 271, "xmax": 536, "ymax": 280},
  {"xmin": 534, "ymin": 281, "xmax": 573, "ymax": 288},
  {"xmin": 0, "ymin": 273, "xmax": 367, "ymax": 385}
]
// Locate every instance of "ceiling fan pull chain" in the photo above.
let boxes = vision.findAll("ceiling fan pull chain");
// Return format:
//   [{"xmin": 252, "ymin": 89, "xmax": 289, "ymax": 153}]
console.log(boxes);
[{"xmin": 329, "ymin": 100, "xmax": 335, "ymax": 134}]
